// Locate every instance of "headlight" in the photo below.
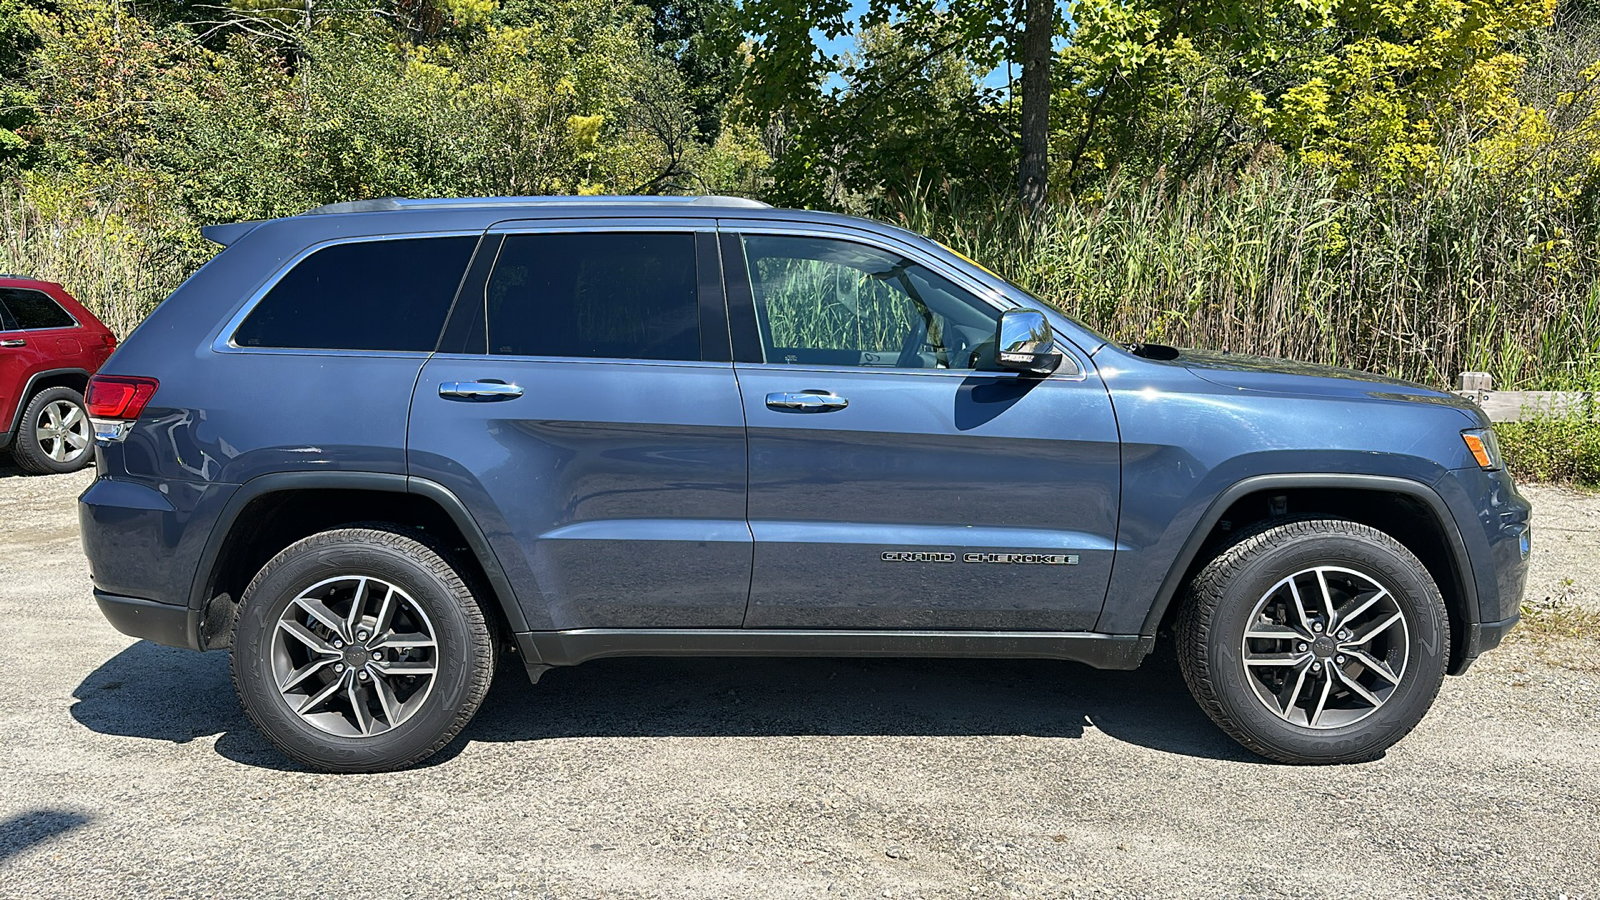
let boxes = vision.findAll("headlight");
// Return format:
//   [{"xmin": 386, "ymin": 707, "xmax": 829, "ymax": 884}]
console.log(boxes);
[{"xmin": 1461, "ymin": 428, "xmax": 1503, "ymax": 470}]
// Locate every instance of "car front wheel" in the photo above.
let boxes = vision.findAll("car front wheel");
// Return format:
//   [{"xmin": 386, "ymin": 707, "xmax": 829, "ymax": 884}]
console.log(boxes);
[
  {"xmin": 1177, "ymin": 517, "xmax": 1450, "ymax": 764},
  {"xmin": 231, "ymin": 526, "xmax": 496, "ymax": 772}
]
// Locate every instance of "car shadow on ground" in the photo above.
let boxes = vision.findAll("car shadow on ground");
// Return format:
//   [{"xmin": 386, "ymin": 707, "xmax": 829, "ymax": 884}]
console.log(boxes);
[
  {"xmin": 70, "ymin": 641, "xmax": 1265, "ymax": 771},
  {"xmin": 0, "ymin": 809, "xmax": 92, "ymax": 865}
]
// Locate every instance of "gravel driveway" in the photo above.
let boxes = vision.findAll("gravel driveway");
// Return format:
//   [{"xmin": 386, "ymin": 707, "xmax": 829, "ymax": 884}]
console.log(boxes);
[{"xmin": 1, "ymin": 467, "xmax": 1596, "ymax": 898}]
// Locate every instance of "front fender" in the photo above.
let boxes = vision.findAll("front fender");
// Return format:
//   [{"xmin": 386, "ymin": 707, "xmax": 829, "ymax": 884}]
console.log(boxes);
[{"xmin": 1102, "ymin": 471, "xmax": 1476, "ymax": 642}]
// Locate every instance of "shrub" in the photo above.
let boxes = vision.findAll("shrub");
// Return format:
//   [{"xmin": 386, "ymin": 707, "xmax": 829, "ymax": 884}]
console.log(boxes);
[{"xmin": 1495, "ymin": 406, "xmax": 1600, "ymax": 487}]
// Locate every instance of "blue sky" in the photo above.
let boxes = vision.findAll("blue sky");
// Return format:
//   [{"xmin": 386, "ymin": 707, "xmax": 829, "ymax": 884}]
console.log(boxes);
[{"xmin": 811, "ymin": 0, "xmax": 1070, "ymax": 94}]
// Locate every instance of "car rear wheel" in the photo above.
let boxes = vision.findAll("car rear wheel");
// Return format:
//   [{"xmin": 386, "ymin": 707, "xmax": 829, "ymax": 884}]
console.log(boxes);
[
  {"xmin": 1176, "ymin": 517, "xmax": 1449, "ymax": 764},
  {"xmin": 231, "ymin": 526, "xmax": 496, "ymax": 772},
  {"xmin": 11, "ymin": 386, "xmax": 93, "ymax": 474}
]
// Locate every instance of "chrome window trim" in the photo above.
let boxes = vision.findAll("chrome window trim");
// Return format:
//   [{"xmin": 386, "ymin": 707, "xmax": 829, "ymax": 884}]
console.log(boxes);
[
  {"xmin": 730, "ymin": 358, "xmax": 1088, "ymax": 383},
  {"xmin": 715, "ymin": 221, "xmax": 1089, "ymax": 381},
  {"xmin": 0, "ymin": 286, "xmax": 81, "ymax": 332},
  {"xmin": 210, "ymin": 230, "xmax": 486, "ymax": 355},
  {"xmin": 429, "ymin": 351, "xmax": 734, "ymax": 370}
]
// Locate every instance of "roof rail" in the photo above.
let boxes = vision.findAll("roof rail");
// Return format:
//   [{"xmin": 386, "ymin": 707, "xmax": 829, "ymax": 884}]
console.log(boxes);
[{"xmin": 300, "ymin": 195, "xmax": 771, "ymax": 216}]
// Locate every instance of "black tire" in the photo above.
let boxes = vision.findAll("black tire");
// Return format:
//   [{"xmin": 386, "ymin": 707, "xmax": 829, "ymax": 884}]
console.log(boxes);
[
  {"xmin": 231, "ymin": 526, "xmax": 496, "ymax": 772},
  {"xmin": 1176, "ymin": 518, "xmax": 1449, "ymax": 764},
  {"xmin": 11, "ymin": 386, "xmax": 94, "ymax": 474}
]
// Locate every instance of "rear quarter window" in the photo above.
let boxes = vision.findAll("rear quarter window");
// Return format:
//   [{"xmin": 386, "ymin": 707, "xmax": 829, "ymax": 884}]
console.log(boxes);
[
  {"xmin": 233, "ymin": 236, "xmax": 477, "ymax": 352},
  {"xmin": 0, "ymin": 288, "xmax": 77, "ymax": 330}
]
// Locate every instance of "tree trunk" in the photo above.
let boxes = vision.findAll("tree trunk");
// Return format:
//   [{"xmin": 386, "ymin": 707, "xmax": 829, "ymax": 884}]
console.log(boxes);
[{"xmin": 1017, "ymin": 0, "xmax": 1052, "ymax": 212}]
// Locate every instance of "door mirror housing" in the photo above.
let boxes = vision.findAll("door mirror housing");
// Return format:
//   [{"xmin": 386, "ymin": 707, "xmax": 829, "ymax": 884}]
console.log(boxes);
[{"xmin": 995, "ymin": 309, "xmax": 1061, "ymax": 376}]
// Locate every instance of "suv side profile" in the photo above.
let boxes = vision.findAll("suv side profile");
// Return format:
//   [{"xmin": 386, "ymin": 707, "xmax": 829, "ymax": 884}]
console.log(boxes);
[
  {"xmin": 80, "ymin": 197, "xmax": 1531, "ymax": 772},
  {"xmin": 1, "ymin": 276, "xmax": 116, "ymax": 474}
]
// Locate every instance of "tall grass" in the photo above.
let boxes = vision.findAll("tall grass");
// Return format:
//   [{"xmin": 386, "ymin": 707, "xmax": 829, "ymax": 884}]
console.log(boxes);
[
  {"xmin": 6, "ymin": 163, "xmax": 1600, "ymax": 390},
  {"xmin": 890, "ymin": 164, "xmax": 1600, "ymax": 390},
  {"xmin": 0, "ymin": 173, "xmax": 209, "ymax": 337}
]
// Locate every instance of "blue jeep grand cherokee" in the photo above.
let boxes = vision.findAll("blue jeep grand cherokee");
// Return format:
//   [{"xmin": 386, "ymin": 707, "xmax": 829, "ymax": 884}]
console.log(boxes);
[{"xmin": 79, "ymin": 196, "xmax": 1531, "ymax": 772}]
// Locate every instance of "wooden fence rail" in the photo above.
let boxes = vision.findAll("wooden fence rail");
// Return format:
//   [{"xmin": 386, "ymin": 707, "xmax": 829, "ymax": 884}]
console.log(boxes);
[{"xmin": 1456, "ymin": 373, "xmax": 1596, "ymax": 423}]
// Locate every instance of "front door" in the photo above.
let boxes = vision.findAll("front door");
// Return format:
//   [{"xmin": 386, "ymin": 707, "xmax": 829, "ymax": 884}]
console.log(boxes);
[
  {"xmin": 721, "ymin": 228, "xmax": 1121, "ymax": 632},
  {"xmin": 0, "ymin": 286, "xmax": 75, "ymax": 438},
  {"xmin": 408, "ymin": 226, "xmax": 752, "ymax": 631}
]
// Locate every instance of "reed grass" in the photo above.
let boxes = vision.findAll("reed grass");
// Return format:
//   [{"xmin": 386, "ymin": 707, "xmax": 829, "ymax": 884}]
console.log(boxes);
[
  {"xmin": 5, "ymin": 162, "xmax": 1600, "ymax": 392},
  {"xmin": 0, "ymin": 174, "xmax": 209, "ymax": 338},
  {"xmin": 888, "ymin": 164, "xmax": 1600, "ymax": 390}
]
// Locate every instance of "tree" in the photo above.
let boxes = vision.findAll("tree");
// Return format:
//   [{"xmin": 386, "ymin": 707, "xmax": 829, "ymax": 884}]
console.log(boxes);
[
  {"xmin": 739, "ymin": 0, "xmax": 1061, "ymax": 209},
  {"xmin": 1059, "ymin": 0, "xmax": 1559, "ymax": 188},
  {"xmin": 1016, "ymin": 0, "xmax": 1050, "ymax": 210},
  {"xmin": 637, "ymin": 0, "xmax": 744, "ymax": 140}
]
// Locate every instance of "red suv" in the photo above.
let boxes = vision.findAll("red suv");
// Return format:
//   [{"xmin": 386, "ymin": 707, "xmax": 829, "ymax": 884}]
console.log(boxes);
[{"xmin": 0, "ymin": 276, "xmax": 117, "ymax": 474}]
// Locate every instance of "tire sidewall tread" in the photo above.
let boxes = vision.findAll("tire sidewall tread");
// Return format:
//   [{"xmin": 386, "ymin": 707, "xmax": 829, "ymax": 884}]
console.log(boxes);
[
  {"xmin": 231, "ymin": 526, "xmax": 496, "ymax": 773},
  {"xmin": 1176, "ymin": 517, "xmax": 1450, "ymax": 765}
]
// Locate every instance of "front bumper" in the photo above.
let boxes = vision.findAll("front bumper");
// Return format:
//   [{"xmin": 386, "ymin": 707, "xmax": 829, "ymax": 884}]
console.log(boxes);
[
  {"xmin": 1438, "ymin": 465, "xmax": 1531, "ymax": 674},
  {"xmin": 1471, "ymin": 610, "xmax": 1522, "ymax": 657}
]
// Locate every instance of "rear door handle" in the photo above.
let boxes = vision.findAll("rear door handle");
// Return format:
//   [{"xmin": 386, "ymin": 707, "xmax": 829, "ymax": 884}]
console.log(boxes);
[
  {"xmin": 765, "ymin": 391, "xmax": 849, "ymax": 412},
  {"xmin": 0, "ymin": 339, "xmax": 25, "ymax": 348},
  {"xmin": 439, "ymin": 381, "xmax": 524, "ymax": 401}
]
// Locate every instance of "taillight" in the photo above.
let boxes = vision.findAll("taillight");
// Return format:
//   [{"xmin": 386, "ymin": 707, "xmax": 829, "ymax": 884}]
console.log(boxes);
[{"xmin": 87, "ymin": 375, "xmax": 159, "ymax": 420}]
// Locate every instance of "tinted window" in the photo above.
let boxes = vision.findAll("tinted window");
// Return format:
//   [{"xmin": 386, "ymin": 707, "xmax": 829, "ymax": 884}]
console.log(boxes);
[
  {"xmin": 739, "ymin": 235, "xmax": 1002, "ymax": 369},
  {"xmin": 486, "ymin": 232, "xmax": 699, "ymax": 360},
  {"xmin": 234, "ymin": 236, "xmax": 476, "ymax": 351},
  {"xmin": 1, "ymin": 288, "xmax": 76, "ymax": 330}
]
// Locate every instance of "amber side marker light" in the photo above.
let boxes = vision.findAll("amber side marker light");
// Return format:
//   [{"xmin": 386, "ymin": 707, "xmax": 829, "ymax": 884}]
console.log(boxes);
[{"xmin": 1461, "ymin": 428, "xmax": 1502, "ymax": 470}]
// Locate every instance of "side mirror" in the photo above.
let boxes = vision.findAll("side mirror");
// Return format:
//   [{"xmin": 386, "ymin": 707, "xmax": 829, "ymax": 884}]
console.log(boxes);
[{"xmin": 995, "ymin": 309, "xmax": 1061, "ymax": 376}]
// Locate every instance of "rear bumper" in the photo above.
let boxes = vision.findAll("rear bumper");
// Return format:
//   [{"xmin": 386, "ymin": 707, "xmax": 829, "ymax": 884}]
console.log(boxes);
[
  {"xmin": 79, "ymin": 475, "xmax": 238, "ymax": 613},
  {"xmin": 93, "ymin": 590, "xmax": 200, "ymax": 649}
]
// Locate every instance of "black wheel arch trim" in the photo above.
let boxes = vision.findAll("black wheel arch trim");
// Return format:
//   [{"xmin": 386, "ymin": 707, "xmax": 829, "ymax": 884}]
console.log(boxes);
[
  {"xmin": 188, "ymin": 471, "xmax": 528, "ymax": 649},
  {"xmin": 1138, "ymin": 472, "xmax": 1479, "ymax": 642},
  {"xmin": 5, "ymin": 366, "xmax": 91, "ymax": 437}
]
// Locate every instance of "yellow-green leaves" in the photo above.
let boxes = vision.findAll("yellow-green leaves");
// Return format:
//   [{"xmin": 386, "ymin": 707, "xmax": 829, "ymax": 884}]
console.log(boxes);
[{"xmin": 1062, "ymin": 0, "xmax": 1560, "ymax": 188}]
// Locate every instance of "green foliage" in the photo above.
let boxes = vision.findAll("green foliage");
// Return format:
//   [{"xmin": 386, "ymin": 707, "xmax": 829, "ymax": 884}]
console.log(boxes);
[
  {"xmin": 166, "ymin": 7, "xmax": 702, "ymax": 220},
  {"xmin": 1495, "ymin": 406, "xmax": 1600, "ymax": 486}
]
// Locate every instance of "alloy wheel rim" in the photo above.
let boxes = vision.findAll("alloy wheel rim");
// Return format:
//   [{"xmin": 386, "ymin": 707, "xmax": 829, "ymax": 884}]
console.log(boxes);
[
  {"xmin": 271, "ymin": 575, "xmax": 439, "ymax": 738},
  {"xmin": 35, "ymin": 399, "xmax": 89, "ymax": 464},
  {"xmin": 1239, "ymin": 565, "xmax": 1409, "ymax": 729}
]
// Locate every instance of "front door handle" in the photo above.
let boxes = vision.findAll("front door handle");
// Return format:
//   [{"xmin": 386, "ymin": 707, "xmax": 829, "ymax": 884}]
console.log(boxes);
[
  {"xmin": 439, "ymin": 381, "xmax": 524, "ymax": 401},
  {"xmin": 0, "ymin": 339, "xmax": 25, "ymax": 348},
  {"xmin": 765, "ymin": 391, "xmax": 849, "ymax": 412}
]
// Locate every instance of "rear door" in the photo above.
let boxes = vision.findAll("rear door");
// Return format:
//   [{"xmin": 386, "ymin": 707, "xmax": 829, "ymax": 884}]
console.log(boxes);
[
  {"xmin": 408, "ymin": 221, "xmax": 751, "ymax": 631},
  {"xmin": 721, "ymin": 224, "xmax": 1122, "ymax": 632}
]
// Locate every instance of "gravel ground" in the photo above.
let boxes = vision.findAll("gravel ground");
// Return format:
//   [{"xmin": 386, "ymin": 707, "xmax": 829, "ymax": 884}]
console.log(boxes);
[{"xmin": 0, "ymin": 467, "xmax": 1596, "ymax": 899}]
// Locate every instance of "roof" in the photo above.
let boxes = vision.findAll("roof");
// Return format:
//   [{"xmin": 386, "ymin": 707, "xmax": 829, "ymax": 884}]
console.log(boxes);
[{"xmin": 203, "ymin": 195, "xmax": 774, "ymax": 246}]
